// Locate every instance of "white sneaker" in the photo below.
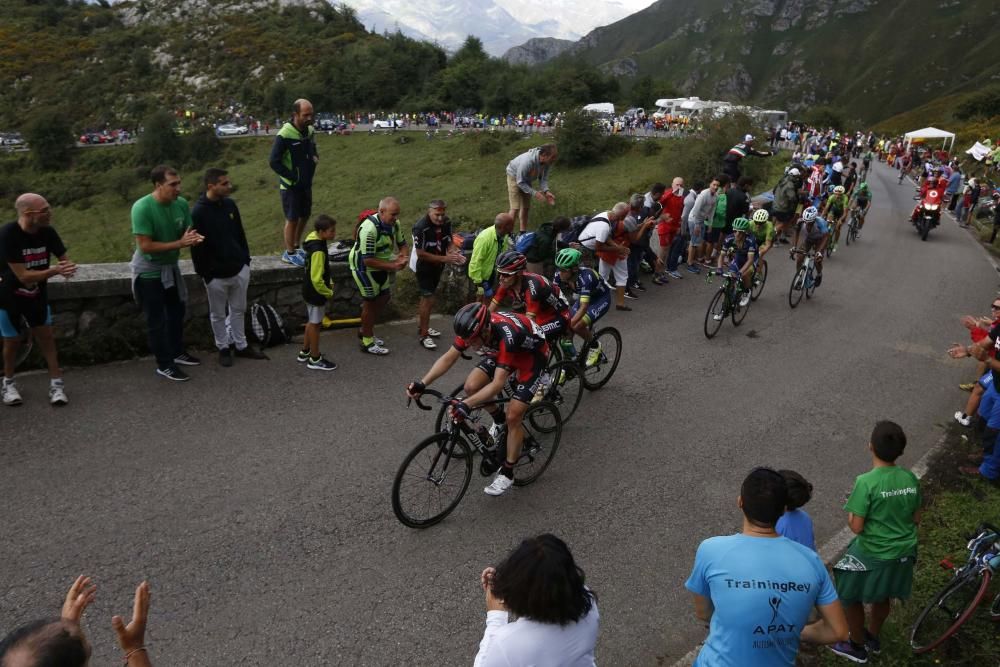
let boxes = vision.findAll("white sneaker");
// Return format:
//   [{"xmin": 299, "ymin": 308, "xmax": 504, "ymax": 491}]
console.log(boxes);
[
  {"xmin": 713, "ymin": 312, "xmax": 724, "ymax": 321},
  {"xmin": 955, "ymin": 411, "xmax": 972, "ymax": 427},
  {"xmin": 484, "ymin": 473, "xmax": 514, "ymax": 496},
  {"xmin": 2, "ymin": 379, "xmax": 23, "ymax": 406},
  {"xmin": 739, "ymin": 293, "xmax": 751, "ymax": 307},
  {"xmin": 426, "ymin": 327, "xmax": 442, "ymax": 338},
  {"xmin": 419, "ymin": 336, "xmax": 437, "ymax": 350},
  {"xmin": 49, "ymin": 380, "xmax": 68, "ymax": 406},
  {"xmin": 488, "ymin": 422, "xmax": 505, "ymax": 442},
  {"xmin": 361, "ymin": 342, "xmax": 390, "ymax": 355}
]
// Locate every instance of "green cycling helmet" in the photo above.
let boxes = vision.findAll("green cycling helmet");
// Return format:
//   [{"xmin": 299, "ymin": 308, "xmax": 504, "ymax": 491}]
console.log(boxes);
[
  {"xmin": 732, "ymin": 217, "xmax": 752, "ymax": 232},
  {"xmin": 554, "ymin": 247, "xmax": 583, "ymax": 269}
]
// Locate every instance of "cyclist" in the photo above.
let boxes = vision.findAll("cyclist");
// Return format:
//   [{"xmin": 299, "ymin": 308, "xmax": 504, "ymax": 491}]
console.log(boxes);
[
  {"xmin": 861, "ymin": 150, "xmax": 873, "ymax": 179},
  {"xmin": 749, "ymin": 208, "xmax": 775, "ymax": 259},
  {"xmin": 791, "ymin": 206, "xmax": 830, "ymax": 287},
  {"xmin": 820, "ymin": 185, "xmax": 850, "ymax": 252},
  {"xmin": 490, "ymin": 250, "xmax": 572, "ymax": 352},
  {"xmin": 851, "ymin": 181, "xmax": 873, "ymax": 230},
  {"xmin": 716, "ymin": 217, "xmax": 758, "ymax": 308},
  {"xmin": 406, "ymin": 303, "xmax": 549, "ymax": 497},
  {"xmin": 552, "ymin": 248, "xmax": 611, "ymax": 367}
]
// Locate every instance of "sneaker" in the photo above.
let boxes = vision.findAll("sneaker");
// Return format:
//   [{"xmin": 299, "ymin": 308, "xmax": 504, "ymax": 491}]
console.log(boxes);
[
  {"xmin": 652, "ymin": 275, "xmax": 669, "ymax": 285},
  {"xmin": 624, "ymin": 289, "xmax": 638, "ymax": 300},
  {"xmin": 426, "ymin": 327, "xmax": 442, "ymax": 338},
  {"xmin": 420, "ymin": 335, "xmax": 437, "ymax": 350},
  {"xmin": 484, "ymin": 472, "xmax": 514, "ymax": 496},
  {"xmin": 686, "ymin": 264, "xmax": 701, "ymax": 274},
  {"xmin": 864, "ymin": 631, "xmax": 881, "ymax": 657},
  {"xmin": 295, "ymin": 248, "xmax": 307, "ymax": 259},
  {"xmin": 174, "ymin": 352, "xmax": 201, "ymax": 366},
  {"xmin": 667, "ymin": 270, "xmax": 683, "ymax": 280},
  {"xmin": 156, "ymin": 366, "xmax": 190, "ymax": 382},
  {"xmin": 2, "ymin": 379, "xmax": 23, "ymax": 406},
  {"xmin": 219, "ymin": 346, "xmax": 233, "ymax": 367},
  {"xmin": 831, "ymin": 244, "xmax": 838, "ymax": 253},
  {"xmin": 639, "ymin": 260, "xmax": 653, "ymax": 273},
  {"xmin": 713, "ymin": 311, "xmax": 724, "ymax": 321},
  {"xmin": 739, "ymin": 292, "xmax": 751, "ymax": 307},
  {"xmin": 632, "ymin": 282, "xmax": 647, "ymax": 292},
  {"xmin": 615, "ymin": 305, "xmax": 632, "ymax": 312},
  {"xmin": 49, "ymin": 380, "xmax": 68, "ymax": 406},
  {"xmin": 281, "ymin": 250, "xmax": 305, "ymax": 267},
  {"xmin": 361, "ymin": 341, "xmax": 390, "ymax": 355},
  {"xmin": 307, "ymin": 356, "xmax": 338, "ymax": 371},
  {"xmin": 828, "ymin": 640, "xmax": 868, "ymax": 663},
  {"xmin": 955, "ymin": 411, "xmax": 972, "ymax": 427},
  {"xmin": 357, "ymin": 332, "xmax": 385, "ymax": 346},
  {"xmin": 586, "ymin": 342, "xmax": 602, "ymax": 368},
  {"xmin": 296, "ymin": 349, "xmax": 310, "ymax": 363},
  {"xmin": 959, "ymin": 382, "xmax": 976, "ymax": 392},
  {"xmin": 234, "ymin": 345, "xmax": 269, "ymax": 360}
]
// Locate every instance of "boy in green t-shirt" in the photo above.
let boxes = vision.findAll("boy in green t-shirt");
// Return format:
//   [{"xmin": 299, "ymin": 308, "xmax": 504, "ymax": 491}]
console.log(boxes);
[{"xmin": 829, "ymin": 421, "xmax": 922, "ymax": 663}]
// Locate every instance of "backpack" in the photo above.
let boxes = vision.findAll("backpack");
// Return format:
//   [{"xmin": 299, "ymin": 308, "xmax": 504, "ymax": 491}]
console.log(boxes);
[
  {"xmin": 514, "ymin": 231, "xmax": 537, "ymax": 254},
  {"xmin": 249, "ymin": 301, "xmax": 289, "ymax": 347},
  {"xmin": 560, "ymin": 215, "xmax": 593, "ymax": 245},
  {"xmin": 451, "ymin": 232, "xmax": 477, "ymax": 251},
  {"xmin": 327, "ymin": 240, "xmax": 351, "ymax": 262}
]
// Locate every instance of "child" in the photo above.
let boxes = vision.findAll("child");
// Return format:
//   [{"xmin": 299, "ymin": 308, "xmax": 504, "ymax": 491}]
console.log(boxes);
[
  {"xmin": 776, "ymin": 470, "xmax": 816, "ymax": 551},
  {"xmin": 298, "ymin": 215, "xmax": 338, "ymax": 371},
  {"xmin": 829, "ymin": 421, "xmax": 922, "ymax": 663}
]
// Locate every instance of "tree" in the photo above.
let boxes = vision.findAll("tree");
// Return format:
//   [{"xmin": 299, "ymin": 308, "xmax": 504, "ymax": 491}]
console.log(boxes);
[
  {"xmin": 135, "ymin": 110, "xmax": 180, "ymax": 166},
  {"xmin": 802, "ymin": 106, "xmax": 846, "ymax": 132},
  {"xmin": 22, "ymin": 110, "xmax": 75, "ymax": 171},
  {"xmin": 555, "ymin": 109, "xmax": 607, "ymax": 167}
]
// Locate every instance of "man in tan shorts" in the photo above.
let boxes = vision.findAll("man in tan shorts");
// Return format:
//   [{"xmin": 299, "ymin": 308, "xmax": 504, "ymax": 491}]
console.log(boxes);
[{"xmin": 505, "ymin": 143, "xmax": 557, "ymax": 233}]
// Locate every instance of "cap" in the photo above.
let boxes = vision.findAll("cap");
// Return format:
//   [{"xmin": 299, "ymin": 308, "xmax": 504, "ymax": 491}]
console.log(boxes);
[
  {"xmin": 428, "ymin": 199, "xmax": 447, "ymax": 209},
  {"xmin": 744, "ymin": 134, "xmax": 754, "ymax": 142}
]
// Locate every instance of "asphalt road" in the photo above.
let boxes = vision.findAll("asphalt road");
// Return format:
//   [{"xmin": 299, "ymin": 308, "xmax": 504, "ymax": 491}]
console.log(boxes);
[{"xmin": 1, "ymin": 162, "xmax": 996, "ymax": 666}]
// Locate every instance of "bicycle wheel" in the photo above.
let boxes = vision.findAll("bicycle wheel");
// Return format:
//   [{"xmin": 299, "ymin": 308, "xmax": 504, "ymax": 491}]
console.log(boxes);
[
  {"xmin": 910, "ymin": 568, "xmax": 992, "ymax": 653},
  {"xmin": 580, "ymin": 327, "xmax": 621, "ymax": 390},
  {"xmin": 845, "ymin": 221, "xmax": 853, "ymax": 246},
  {"xmin": 788, "ymin": 268, "xmax": 805, "ymax": 308},
  {"xmin": 514, "ymin": 401, "xmax": 562, "ymax": 486},
  {"xmin": 543, "ymin": 360, "xmax": 583, "ymax": 422},
  {"xmin": 750, "ymin": 260, "xmax": 767, "ymax": 301},
  {"xmin": 731, "ymin": 288, "xmax": 750, "ymax": 326},
  {"xmin": 704, "ymin": 289, "xmax": 727, "ymax": 339},
  {"xmin": 805, "ymin": 270, "xmax": 817, "ymax": 299},
  {"xmin": 392, "ymin": 432, "xmax": 473, "ymax": 528}
]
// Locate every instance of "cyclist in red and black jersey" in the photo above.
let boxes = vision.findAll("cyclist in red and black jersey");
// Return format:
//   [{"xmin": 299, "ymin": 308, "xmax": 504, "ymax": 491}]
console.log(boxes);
[
  {"xmin": 407, "ymin": 303, "xmax": 549, "ymax": 496},
  {"xmin": 490, "ymin": 250, "xmax": 570, "ymax": 338}
]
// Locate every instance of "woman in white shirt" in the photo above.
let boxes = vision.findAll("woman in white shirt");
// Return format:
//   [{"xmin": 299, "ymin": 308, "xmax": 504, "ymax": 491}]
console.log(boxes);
[{"xmin": 473, "ymin": 534, "xmax": 599, "ymax": 667}]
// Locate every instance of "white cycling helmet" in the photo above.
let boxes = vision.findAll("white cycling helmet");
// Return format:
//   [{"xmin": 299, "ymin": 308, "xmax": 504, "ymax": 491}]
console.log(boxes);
[
  {"xmin": 833, "ymin": 185, "xmax": 846, "ymax": 194},
  {"xmin": 802, "ymin": 206, "xmax": 819, "ymax": 222},
  {"xmin": 752, "ymin": 208, "xmax": 770, "ymax": 223},
  {"xmin": 744, "ymin": 134, "xmax": 755, "ymax": 142}
]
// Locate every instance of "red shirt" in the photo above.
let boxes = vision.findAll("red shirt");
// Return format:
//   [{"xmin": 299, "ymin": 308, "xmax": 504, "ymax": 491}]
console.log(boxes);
[{"xmin": 658, "ymin": 189, "xmax": 685, "ymax": 237}]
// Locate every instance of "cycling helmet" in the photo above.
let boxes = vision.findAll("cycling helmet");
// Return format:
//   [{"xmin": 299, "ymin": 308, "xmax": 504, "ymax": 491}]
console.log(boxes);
[
  {"xmin": 732, "ymin": 217, "xmax": 752, "ymax": 232},
  {"xmin": 787, "ymin": 167, "xmax": 801, "ymax": 177},
  {"xmin": 453, "ymin": 303, "xmax": 490, "ymax": 340},
  {"xmin": 554, "ymin": 247, "xmax": 583, "ymax": 270},
  {"xmin": 802, "ymin": 206, "xmax": 819, "ymax": 222},
  {"xmin": 858, "ymin": 181, "xmax": 868, "ymax": 189},
  {"xmin": 751, "ymin": 208, "xmax": 770, "ymax": 223},
  {"xmin": 495, "ymin": 250, "xmax": 526, "ymax": 274},
  {"xmin": 833, "ymin": 185, "xmax": 846, "ymax": 194}
]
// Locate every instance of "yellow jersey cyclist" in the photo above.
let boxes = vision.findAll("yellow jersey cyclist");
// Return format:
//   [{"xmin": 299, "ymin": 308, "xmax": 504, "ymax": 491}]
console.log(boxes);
[
  {"xmin": 749, "ymin": 208, "xmax": 775, "ymax": 259},
  {"xmin": 820, "ymin": 185, "xmax": 850, "ymax": 252},
  {"xmin": 851, "ymin": 181, "xmax": 873, "ymax": 231},
  {"xmin": 552, "ymin": 248, "xmax": 611, "ymax": 367},
  {"xmin": 716, "ymin": 217, "xmax": 758, "ymax": 309}
]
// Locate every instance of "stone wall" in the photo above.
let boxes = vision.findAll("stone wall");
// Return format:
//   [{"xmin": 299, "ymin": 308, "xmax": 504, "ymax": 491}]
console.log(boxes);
[{"xmin": 43, "ymin": 256, "xmax": 477, "ymax": 366}]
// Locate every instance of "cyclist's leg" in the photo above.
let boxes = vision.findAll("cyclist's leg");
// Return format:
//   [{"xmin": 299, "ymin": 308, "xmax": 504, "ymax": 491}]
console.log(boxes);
[
  {"xmin": 504, "ymin": 353, "xmax": 547, "ymax": 472},
  {"xmin": 467, "ymin": 361, "xmax": 505, "ymax": 423}
]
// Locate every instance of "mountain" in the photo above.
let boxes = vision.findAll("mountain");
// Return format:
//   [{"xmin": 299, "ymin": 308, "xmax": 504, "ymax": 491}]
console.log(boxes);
[
  {"xmin": 502, "ymin": 38, "xmax": 576, "ymax": 66},
  {"xmin": 514, "ymin": 0, "xmax": 1000, "ymax": 122}
]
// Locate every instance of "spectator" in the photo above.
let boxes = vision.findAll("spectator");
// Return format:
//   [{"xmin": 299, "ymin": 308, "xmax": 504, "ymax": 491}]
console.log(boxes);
[
  {"xmin": 772, "ymin": 167, "xmax": 803, "ymax": 244},
  {"xmin": 474, "ymin": 534, "xmax": 598, "ymax": 667},
  {"xmin": 348, "ymin": 197, "xmax": 409, "ymax": 355},
  {"xmin": 269, "ymin": 98, "xmax": 318, "ymax": 268},
  {"xmin": 0, "ymin": 193, "xmax": 76, "ymax": 406},
  {"xmin": 411, "ymin": 199, "xmax": 465, "ymax": 350},
  {"xmin": 506, "ymin": 144, "xmax": 557, "ymax": 233},
  {"xmin": 722, "ymin": 134, "xmax": 772, "ymax": 182},
  {"xmin": 685, "ymin": 467, "xmax": 847, "ymax": 666},
  {"xmin": 190, "ymin": 168, "xmax": 267, "ymax": 367},
  {"xmin": 776, "ymin": 470, "xmax": 816, "ymax": 551},
  {"xmin": 656, "ymin": 178, "xmax": 686, "ymax": 282},
  {"xmin": 686, "ymin": 177, "xmax": 720, "ymax": 272},
  {"xmin": 0, "ymin": 576, "xmax": 152, "ymax": 667},
  {"xmin": 469, "ymin": 213, "xmax": 515, "ymax": 306},
  {"xmin": 523, "ymin": 216, "xmax": 571, "ymax": 275},
  {"xmin": 624, "ymin": 194, "xmax": 658, "ymax": 296},
  {"xmin": 578, "ymin": 203, "xmax": 631, "ymax": 311},
  {"xmin": 726, "ymin": 177, "xmax": 753, "ymax": 234},
  {"xmin": 945, "ymin": 165, "xmax": 962, "ymax": 212},
  {"xmin": 130, "ymin": 165, "xmax": 204, "ymax": 382},
  {"xmin": 829, "ymin": 421, "xmax": 921, "ymax": 663},
  {"xmin": 297, "ymin": 215, "xmax": 338, "ymax": 371},
  {"xmin": 704, "ymin": 175, "xmax": 731, "ymax": 262}
]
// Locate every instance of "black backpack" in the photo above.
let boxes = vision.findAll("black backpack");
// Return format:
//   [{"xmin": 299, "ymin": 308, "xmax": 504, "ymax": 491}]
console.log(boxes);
[
  {"xmin": 249, "ymin": 301, "xmax": 289, "ymax": 347},
  {"xmin": 560, "ymin": 215, "xmax": 593, "ymax": 245}
]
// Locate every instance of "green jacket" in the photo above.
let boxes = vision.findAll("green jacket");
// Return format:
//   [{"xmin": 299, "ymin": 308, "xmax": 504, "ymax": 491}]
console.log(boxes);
[
  {"xmin": 468, "ymin": 225, "xmax": 509, "ymax": 288},
  {"xmin": 302, "ymin": 231, "xmax": 333, "ymax": 305}
]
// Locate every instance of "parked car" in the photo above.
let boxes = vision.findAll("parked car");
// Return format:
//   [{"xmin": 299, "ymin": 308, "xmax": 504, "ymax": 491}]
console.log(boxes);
[
  {"xmin": 216, "ymin": 123, "xmax": 249, "ymax": 136},
  {"xmin": 316, "ymin": 113, "xmax": 337, "ymax": 131},
  {"xmin": 1, "ymin": 132, "xmax": 25, "ymax": 148},
  {"xmin": 79, "ymin": 132, "xmax": 113, "ymax": 144},
  {"xmin": 372, "ymin": 119, "xmax": 402, "ymax": 129}
]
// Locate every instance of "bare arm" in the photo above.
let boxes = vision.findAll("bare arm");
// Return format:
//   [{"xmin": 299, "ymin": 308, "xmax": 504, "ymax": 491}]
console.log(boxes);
[
  {"xmin": 135, "ymin": 229, "xmax": 202, "ymax": 254},
  {"xmin": 417, "ymin": 346, "xmax": 462, "ymax": 388},
  {"xmin": 847, "ymin": 512, "xmax": 865, "ymax": 535},
  {"xmin": 692, "ymin": 593, "xmax": 714, "ymax": 622},
  {"xmin": 465, "ymin": 368, "xmax": 508, "ymax": 408},
  {"xmin": 800, "ymin": 600, "xmax": 849, "ymax": 645}
]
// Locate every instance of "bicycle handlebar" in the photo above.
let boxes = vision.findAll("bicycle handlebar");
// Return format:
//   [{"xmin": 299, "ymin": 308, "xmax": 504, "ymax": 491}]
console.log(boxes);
[{"xmin": 407, "ymin": 387, "xmax": 448, "ymax": 411}]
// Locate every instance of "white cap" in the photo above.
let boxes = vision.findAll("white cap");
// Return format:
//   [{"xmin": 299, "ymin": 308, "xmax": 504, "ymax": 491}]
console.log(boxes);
[
  {"xmin": 787, "ymin": 167, "xmax": 801, "ymax": 177},
  {"xmin": 744, "ymin": 134, "xmax": 755, "ymax": 142}
]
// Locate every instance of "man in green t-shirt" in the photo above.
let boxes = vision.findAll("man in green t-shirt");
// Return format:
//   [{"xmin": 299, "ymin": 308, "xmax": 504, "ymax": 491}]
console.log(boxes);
[
  {"xmin": 829, "ymin": 421, "xmax": 922, "ymax": 663},
  {"xmin": 347, "ymin": 196, "xmax": 408, "ymax": 355},
  {"xmin": 702, "ymin": 175, "xmax": 730, "ymax": 264},
  {"xmin": 130, "ymin": 165, "xmax": 204, "ymax": 381}
]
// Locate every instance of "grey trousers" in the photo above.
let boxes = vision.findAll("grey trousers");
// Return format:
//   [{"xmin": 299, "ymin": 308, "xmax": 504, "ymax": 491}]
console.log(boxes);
[{"xmin": 204, "ymin": 265, "xmax": 250, "ymax": 350}]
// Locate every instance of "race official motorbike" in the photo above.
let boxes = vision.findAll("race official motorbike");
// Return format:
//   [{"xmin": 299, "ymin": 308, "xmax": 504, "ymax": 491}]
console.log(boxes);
[{"xmin": 911, "ymin": 187, "xmax": 941, "ymax": 241}]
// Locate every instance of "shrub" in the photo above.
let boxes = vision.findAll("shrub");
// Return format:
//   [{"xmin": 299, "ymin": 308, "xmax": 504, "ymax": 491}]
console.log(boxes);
[
  {"xmin": 556, "ymin": 109, "xmax": 608, "ymax": 167},
  {"xmin": 136, "ymin": 110, "xmax": 181, "ymax": 166},
  {"xmin": 22, "ymin": 110, "xmax": 75, "ymax": 171},
  {"xmin": 478, "ymin": 135, "xmax": 502, "ymax": 156},
  {"xmin": 956, "ymin": 87, "xmax": 1000, "ymax": 122},
  {"xmin": 182, "ymin": 125, "xmax": 222, "ymax": 166},
  {"xmin": 641, "ymin": 139, "xmax": 662, "ymax": 156}
]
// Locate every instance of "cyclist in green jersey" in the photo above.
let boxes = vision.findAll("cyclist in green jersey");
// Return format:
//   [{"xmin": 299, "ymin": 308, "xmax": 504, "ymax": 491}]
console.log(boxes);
[
  {"xmin": 851, "ymin": 181, "xmax": 873, "ymax": 230},
  {"xmin": 749, "ymin": 208, "xmax": 775, "ymax": 259},
  {"xmin": 821, "ymin": 185, "xmax": 850, "ymax": 252}
]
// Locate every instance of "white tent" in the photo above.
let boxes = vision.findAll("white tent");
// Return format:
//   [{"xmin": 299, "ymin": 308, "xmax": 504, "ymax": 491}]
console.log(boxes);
[{"xmin": 904, "ymin": 127, "xmax": 955, "ymax": 154}]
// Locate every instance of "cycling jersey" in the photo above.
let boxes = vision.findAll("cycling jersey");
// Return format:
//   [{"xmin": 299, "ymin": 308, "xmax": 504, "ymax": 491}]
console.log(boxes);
[
  {"xmin": 453, "ymin": 311, "xmax": 547, "ymax": 373},
  {"xmin": 721, "ymin": 233, "xmax": 758, "ymax": 268},
  {"xmin": 825, "ymin": 194, "xmax": 849, "ymax": 217},
  {"xmin": 800, "ymin": 217, "xmax": 831, "ymax": 243},
  {"xmin": 492, "ymin": 272, "xmax": 569, "ymax": 326},
  {"xmin": 751, "ymin": 221, "xmax": 775, "ymax": 246},
  {"xmin": 553, "ymin": 266, "xmax": 611, "ymax": 304}
]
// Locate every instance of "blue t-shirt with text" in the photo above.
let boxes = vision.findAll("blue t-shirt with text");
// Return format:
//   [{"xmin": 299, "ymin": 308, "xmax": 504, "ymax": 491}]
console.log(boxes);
[
  {"xmin": 685, "ymin": 534, "xmax": 838, "ymax": 666},
  {"xmin": 776, "ymin": 509, "xmax": 816, "ymax": 551}
]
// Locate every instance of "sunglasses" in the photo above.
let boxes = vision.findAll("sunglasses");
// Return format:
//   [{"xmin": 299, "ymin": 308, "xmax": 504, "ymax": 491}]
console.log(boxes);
[{"xmin": 992, "ymin": 304, "xmax": 1000, "ymax": 310}]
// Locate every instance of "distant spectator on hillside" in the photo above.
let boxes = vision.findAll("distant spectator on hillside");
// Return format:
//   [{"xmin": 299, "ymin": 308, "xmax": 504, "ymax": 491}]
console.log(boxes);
[
  {"xmin": 506, "ymin": 144, "xmax": 557, "ymax": 233},
  {"xmin": 269, "ymin": 98, "xmax": 317, "ymax": 268}
]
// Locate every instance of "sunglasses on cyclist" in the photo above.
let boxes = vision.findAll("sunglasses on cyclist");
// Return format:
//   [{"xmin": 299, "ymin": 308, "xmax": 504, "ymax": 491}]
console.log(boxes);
[{"xmin": 992, "ymin": 304, "xmax": 1000, "ymax": 310}]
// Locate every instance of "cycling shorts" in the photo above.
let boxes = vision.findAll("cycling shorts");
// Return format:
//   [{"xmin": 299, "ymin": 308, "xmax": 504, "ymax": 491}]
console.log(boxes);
[
  {"xmin": 855, "ymin": 198, "xmax": 869, "ymax": 209},
  {"xmin": 535, "ymin": 315, "xmax": 569, "ymax": 339},
  {"xmin": 352, "ymin": 269, "xmax": 390, "ymax": 300},
  {"xmin": 0, "ymin": 300, "xmax": 51, "ymax": 338},
  {"xmin": 727, "ymin": 258, "xmax": 756, "ymax": 275},
  {"xmin": 570, "ymin": 293, "xmax": 611, "ymax": 326},
  {"xmin": 474, "ymin": 349, "xmax": 548, "ymax": 404}
]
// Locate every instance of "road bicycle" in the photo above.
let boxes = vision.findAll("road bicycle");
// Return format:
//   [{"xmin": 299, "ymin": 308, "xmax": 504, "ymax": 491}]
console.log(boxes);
[
  {"xmin": 909, "ymin": 523, "xmax": 1000, "ymax": 653},
  {"xmin": 703, "ymin": 268, "xmax": 751, "ymax": 339},
  {"xmin": 844, "ymin": 208, "xmax": 861, "ymax": 245},
  {"xmin": 392, "ymin": 389, "xmax": 563, "ymax": 528},
  {"xmin": 788, "ymin": 248, "xmax": 820, "ymax": 309},
  {"xmin": 547, "ymin": 325, "xmax": 622, "ymax": 391}
]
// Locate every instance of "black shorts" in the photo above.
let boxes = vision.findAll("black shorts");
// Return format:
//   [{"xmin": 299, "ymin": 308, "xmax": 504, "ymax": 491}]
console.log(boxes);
[
  {"xmin": 415, "ymin": 266, "xmax": 444, "ymax": 297},
  {"xmin": 474, "ymin": 351, "xmax": 548, "ymax": 404},
  {"xmin": 0, "ymin": 297, "xmax": 51, "ymax": 337},
  {"xmin": 773, "ymin": 211, "xmax": 795, "ymax": 224},
  {"xmin": 704, "ymin": 227, "xmax": 723, "ymax": 243},
  {"xmin": 280, "ymin": 188, "xmax": 312, "ymax": 221}
]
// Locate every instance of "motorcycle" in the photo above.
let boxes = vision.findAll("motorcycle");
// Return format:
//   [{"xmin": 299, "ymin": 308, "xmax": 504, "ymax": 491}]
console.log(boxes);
[{"xmin": 911, "ymin": 188, "xmax": 941, "ymax": 241}]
